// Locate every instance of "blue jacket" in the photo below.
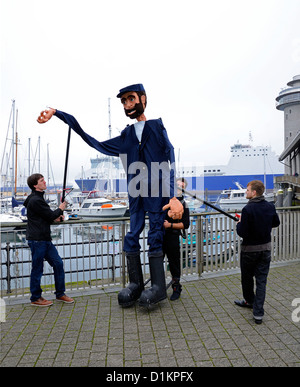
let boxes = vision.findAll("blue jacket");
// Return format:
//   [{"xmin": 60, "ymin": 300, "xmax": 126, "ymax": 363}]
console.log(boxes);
[
  {"xmin": 54, "ymin": 110, "xmax": 175, "ymax": 214},
  {"xmin": 236, "ymin": 196, "xmax": 280, "ymax": 247}
]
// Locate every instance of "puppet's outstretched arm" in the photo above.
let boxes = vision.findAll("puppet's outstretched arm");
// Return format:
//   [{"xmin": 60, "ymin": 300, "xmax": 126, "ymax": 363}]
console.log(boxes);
[{"xmin": 37, "ymin": 108, "xmax": 121, "ymax": 157}]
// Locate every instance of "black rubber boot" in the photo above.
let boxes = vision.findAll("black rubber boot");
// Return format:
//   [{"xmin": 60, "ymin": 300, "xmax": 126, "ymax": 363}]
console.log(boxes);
[
  {"xmin": 118, "ymin": 253, "xmax": 144, "ymax": 307},
  {"xmin": 139, "ymin": 253, "xmax": 167, "ymax": 308}
]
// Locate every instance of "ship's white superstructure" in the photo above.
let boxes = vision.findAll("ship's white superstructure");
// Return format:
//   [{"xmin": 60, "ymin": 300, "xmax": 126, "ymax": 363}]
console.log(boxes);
[{"xmin": 178, "ymin": 143, "xmax": 283, "ymax": 177}]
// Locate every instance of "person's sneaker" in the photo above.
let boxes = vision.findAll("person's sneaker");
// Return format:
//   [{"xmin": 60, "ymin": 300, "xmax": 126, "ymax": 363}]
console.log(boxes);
[
  {"xmin": 170, "ymin": 282, "xmax": 182, "ymax": 301},
  {"xmin": 31, "ymin": 297, "xmax": 53, "ymax": 307},
  {"xmin": 253, "ymin": 315, "xmax": 263, "ymax": 324},
  {"xmin": 56, "ymin": 295, "xmax": 74, "ymax": 304},
  {"xmin": 234, "ymin": 299, "xmax": 253, "ymax": 308}
]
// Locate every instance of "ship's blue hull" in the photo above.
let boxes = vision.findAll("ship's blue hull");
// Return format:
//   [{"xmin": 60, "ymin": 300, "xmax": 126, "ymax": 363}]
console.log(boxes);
[{"xmin": 75, "ymin": 173, "xmax": 283, "ymax": 201}]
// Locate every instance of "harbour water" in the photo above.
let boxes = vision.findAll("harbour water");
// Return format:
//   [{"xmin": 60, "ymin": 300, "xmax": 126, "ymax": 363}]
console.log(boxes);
[{"xmin": 1, "ymin": 220, "xmax": 127, "ymax": 294}]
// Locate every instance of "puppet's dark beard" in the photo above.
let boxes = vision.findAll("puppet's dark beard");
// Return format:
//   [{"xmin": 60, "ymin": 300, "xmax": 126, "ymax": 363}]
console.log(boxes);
[{"xmin": 124, "ymin": 102, "xmax": 144, "ymax": 119}]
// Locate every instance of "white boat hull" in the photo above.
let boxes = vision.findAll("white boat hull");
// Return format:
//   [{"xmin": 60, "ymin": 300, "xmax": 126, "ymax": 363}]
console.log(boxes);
[
  {"xmin": 0, "ymin": 213, "xmax": 24, "ymax": 231},
  {"xmin": 71, "ymin": 206, "xmax": 127, "ymax": 218}
]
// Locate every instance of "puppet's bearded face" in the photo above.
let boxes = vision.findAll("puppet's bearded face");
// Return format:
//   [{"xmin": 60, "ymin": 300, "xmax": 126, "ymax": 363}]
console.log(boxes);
[{"xmin": 120, "ymin": 91, "xmax": 146, "ymax": 119}]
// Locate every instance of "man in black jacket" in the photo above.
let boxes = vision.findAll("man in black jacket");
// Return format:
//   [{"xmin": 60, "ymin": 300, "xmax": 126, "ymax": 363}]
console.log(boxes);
[
  {"xmin": 24, "ymin": 173, "xmax": 74, "ymax": 306},
  {"xmin": 235, "ymin": 180, "xmax": 280, "ymax": 324}
]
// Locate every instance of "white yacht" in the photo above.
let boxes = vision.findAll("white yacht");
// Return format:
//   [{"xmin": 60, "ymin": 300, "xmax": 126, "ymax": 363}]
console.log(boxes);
[
  {"xmin": 70, "ymin": 191, "xmax": 127, "ymax": 219},
  {"xmin": 217, "ymin": 182, "xmax": 274, "ymax": 211}
]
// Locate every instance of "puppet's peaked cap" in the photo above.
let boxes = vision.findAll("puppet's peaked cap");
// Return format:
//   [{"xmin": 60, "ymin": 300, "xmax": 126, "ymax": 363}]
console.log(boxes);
[{"xmin": 116, "ymin": 84, "xmax": 145, "ymax": 98}]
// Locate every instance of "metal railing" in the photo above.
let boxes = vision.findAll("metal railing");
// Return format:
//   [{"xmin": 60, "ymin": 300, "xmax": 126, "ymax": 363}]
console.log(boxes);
[{"xmin": 1, "ymin": 208, "xmax": 300, "ymax": 301}]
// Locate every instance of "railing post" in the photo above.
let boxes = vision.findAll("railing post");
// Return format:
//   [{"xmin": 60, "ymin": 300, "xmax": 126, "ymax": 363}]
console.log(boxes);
[
  {"xmin": 121, "ymin": 221, "xmax": 126, "ymax": 288},
  {"xmin": 197, "ymin": 215, "xmax": 204, "ymax": 277},
  {"xmin": 5, "ymin": 242, "xmax": 12, "ymax": 294}
]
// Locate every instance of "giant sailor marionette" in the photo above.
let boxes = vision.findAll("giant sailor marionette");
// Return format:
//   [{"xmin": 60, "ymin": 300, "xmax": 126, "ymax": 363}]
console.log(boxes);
[{"xmin": 37, "ymin": 84, "xmax": 183, "ymax": 308}]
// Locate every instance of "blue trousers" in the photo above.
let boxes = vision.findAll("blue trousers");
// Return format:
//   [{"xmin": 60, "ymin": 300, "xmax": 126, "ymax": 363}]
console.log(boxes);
[
  {"xmin": 28, "ymin": 240, "xmax": 66, "ymax": 301},
  {"xmin": 124, "ymin": 209, "xmax": 164, "ymax": 255},
  {"xmin": 240, "ymin": 250, "xmax": 271, "ymax": 319}
]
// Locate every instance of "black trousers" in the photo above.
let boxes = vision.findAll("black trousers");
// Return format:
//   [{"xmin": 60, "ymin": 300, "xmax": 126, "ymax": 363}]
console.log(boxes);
[
  {"xmin": 240, "ymin": 250, "xmax": 271, "ymax": 319},
  {"xmin": 163, "ymin": 232, "xmax": 181, "ymax": 279}
]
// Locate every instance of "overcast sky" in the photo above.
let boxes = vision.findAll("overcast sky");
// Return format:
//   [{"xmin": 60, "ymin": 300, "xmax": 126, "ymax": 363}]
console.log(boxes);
[{"xmin": 1, "ymin": 0, "xmax": 300, "ymax": 187}]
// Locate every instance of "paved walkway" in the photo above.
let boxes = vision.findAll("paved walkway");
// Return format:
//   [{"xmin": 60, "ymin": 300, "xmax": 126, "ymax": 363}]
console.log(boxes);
[{"xmin": 1, "ymin": 262, "xmax": 300, "ymax": 368}]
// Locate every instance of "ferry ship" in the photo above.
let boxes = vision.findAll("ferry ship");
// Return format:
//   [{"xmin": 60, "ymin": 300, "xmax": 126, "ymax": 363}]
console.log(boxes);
[{"xmin": 74, "ymin": 143, "xmax": 284, "ymax": 201}]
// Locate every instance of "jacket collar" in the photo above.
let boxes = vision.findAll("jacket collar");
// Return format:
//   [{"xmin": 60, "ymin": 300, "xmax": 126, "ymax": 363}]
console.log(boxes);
[
  {"xmin": 33, "ymin": 189, "xmax": 44, "ymax": 195},
  {"xmin": 249, "ymin": 195, "xmax": 265, "ymax": 203}
]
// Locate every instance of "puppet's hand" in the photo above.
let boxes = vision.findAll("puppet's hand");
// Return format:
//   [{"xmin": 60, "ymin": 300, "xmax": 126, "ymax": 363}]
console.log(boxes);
[
  {"xmin": 162, "ymin": 197, "xmax": 183, "ymax": 219},
  {"xmin": 37, "ymin": 108, "xmax": 56, "ymax": 124}
]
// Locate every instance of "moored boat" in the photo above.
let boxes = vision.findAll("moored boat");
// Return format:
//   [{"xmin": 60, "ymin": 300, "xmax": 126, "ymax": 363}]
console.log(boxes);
[
  {"xmin": 69, "ymin": 191, "xmax": 127, "ymax": 219},
  {"xmin": 217, "ymin": 182, "xmax": 275, "ymax": 211}
]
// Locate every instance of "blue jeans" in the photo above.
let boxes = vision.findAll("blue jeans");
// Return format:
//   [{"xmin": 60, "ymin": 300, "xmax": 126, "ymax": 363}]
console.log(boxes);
[
  {"xmin": 28, "ymin": 240, "xmax": 65, "ymax": 301},
  {"xmin": 240, "ymin": 250, "xmax": 271, "ymax": 319}
]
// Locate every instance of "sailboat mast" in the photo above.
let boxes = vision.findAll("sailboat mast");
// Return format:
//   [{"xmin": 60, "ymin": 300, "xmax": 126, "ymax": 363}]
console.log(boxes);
[
  {"xmin": 11, "ymin": 100, "xmax": 15, "ymax": 196},
  {"xmin": 108, "ymin": 98, "xmax": 112, "ymax": 139},
  {"xmin": 47, "ymin": 143, "xmax": 50, "ymax": 187},
  {"xmin": 28, "ymin": 138, "xmax": 31, "ymax": 176},
  {"xmin": 14, "ymin": 109, "xmax": 18, "ymax": 196},
  {"xmin": 263, "ymin": 147, "xmax": 266, "ymax": 188},
  {"xmin": 37, "ymin": 136, "xmax": 41, "ymax": 172},
  {"xmin": 108, "ymin": 98, "xmax": 113, "ymax": 195}
]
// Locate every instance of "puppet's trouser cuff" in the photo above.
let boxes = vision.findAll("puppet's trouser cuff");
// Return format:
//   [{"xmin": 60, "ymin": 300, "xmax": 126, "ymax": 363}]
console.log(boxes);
[
  {"xmin": 118, "ymin": 252, "xmax": 144, "ymax": 308},
  {"xmin": 139, "ymin": 254, "xmax": 166, "ymax": 307}
]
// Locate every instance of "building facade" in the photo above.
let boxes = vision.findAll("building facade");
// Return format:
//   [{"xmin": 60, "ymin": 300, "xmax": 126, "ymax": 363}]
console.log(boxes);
[{"xmin": 275, "ymin": 75, "xmax": 300, "ymax": 204}]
